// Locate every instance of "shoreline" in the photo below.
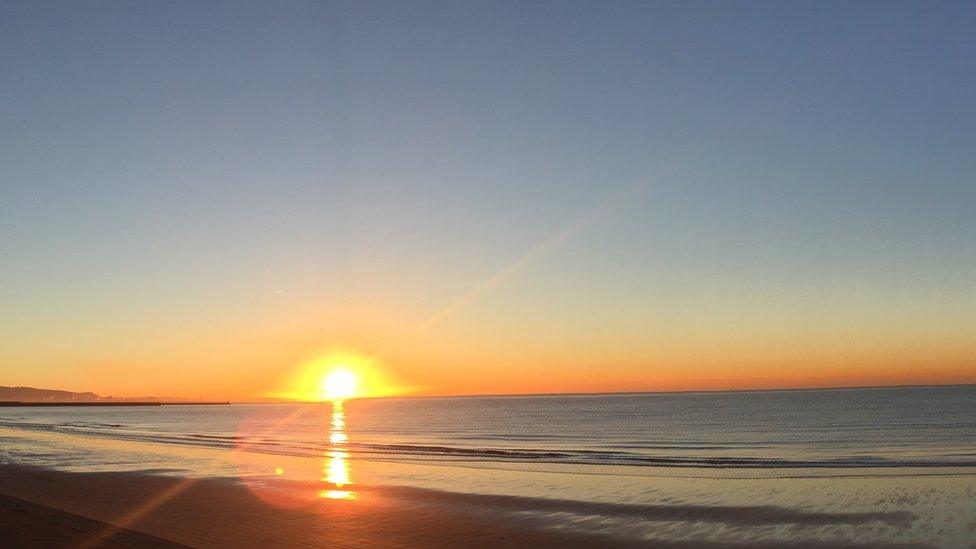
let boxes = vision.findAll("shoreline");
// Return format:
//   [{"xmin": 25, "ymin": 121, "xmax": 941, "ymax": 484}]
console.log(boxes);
[{"xmin": 2, "ymin": 386, "xmax": 974, "ymax": 547}]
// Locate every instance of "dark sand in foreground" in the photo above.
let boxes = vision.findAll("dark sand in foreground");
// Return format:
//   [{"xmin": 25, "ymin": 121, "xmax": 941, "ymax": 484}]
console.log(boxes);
[
  {"xmin": 0, "ymin": 465, "xmax": 636, "ymax": 548},
  {"xmin": 0, "ymin": 493, "xmax": 184, "ymax": 548},
  {"xmin": 0, "ymin": 465, "xmax": 934, "ymax": 548}
]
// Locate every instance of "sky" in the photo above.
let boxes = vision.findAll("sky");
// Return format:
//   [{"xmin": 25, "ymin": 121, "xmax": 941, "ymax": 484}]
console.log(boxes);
[{"xmin": 1, "ymin": 1, "xmax": 974, "ymax": 400}]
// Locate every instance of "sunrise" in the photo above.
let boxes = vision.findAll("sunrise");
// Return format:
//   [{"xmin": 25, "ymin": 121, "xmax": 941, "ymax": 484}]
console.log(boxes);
[{"xmin": 1, "ymin": 1, "xmax": 974, "ymax": 547}]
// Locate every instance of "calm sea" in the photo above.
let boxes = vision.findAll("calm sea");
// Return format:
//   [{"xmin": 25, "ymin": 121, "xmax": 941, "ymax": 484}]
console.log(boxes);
[{"xmin": 1, "ymin": 385, "xmax": 974, "ymax": 473}]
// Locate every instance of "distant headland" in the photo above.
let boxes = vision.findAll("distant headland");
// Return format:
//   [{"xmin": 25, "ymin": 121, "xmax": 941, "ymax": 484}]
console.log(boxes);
[{"xmin": 0, "ymin": 386, "xmax": 228, "ymax": 406}]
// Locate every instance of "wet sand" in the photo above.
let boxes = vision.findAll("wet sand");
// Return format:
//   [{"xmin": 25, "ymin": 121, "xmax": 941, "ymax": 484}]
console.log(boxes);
[
  {"xmin": 0, "ymin": 465, "xmax": 635, "ymax": 548},
  {"xmin": 0, "ymin": 493, "xmax": 184, "ymax": 548},
  {"xmin": 0, "ymin": 464, "xmax": 948, "ymax": 548}
]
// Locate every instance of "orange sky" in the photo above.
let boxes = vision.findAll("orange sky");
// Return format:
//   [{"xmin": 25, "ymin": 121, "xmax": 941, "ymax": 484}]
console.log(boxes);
[{"xmin": 4, "ymin": 288, "xmax": 973, "ymax": 400}]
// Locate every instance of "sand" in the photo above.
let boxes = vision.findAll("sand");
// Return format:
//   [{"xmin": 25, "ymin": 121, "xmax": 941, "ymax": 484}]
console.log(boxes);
[
  {"xmin": 0, "ymin": 492, "xmax": 185, "ymax": 548},
  {"xmin": 0, "ymin": 465, "xmax": 641, "ymax": 548},
  {"xmin": 2, "ymin": 464, "xmax": 964, "ymax": 547}
]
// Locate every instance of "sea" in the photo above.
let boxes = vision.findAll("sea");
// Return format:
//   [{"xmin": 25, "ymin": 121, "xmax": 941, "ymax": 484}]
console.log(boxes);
[
  {"xmin": 2, "ymin": 385, "xmax": 975, "ymax": 545},
  {"xmin": 2, "ymin": 385, "xmax": 974, "ymax": 471}
]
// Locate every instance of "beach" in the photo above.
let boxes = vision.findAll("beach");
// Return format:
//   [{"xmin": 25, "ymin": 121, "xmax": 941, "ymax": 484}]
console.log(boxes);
[
  {"xmin": 4, "ymin": 463, "xmax": 973, "ymax": 548},
  {"xmin": 1, "ymin": 388, "xmax": 974, "ymax": 546},
  {"xmin": 0, "ymin": 464, "xmax": 642, "ymax": 548},
  {"xmin": 0, "ymin": 492, "xmax": 181, "ymax": 548}
]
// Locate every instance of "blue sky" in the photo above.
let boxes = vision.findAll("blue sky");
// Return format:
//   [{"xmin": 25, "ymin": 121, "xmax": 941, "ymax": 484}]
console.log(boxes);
[{"xmin": 1, "ymin": 1, "xmax": 974, "ymax": 395}]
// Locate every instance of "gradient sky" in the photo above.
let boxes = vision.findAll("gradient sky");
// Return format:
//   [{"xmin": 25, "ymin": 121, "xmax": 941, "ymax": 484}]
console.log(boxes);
[{"xmin": 2, "ymin": 1, "xmax": 974, "ymax": 399}]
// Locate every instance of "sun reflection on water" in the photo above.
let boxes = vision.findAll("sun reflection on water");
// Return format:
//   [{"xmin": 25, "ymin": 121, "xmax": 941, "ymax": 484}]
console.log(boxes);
[{"xmin": 320, "ymin": 400, "xmax": 355, "ymax": 500}]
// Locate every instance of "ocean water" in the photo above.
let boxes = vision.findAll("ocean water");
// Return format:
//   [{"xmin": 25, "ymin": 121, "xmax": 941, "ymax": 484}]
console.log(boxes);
[
  {"xmin": 2, "ymin": 386, "xmax": 975, "ymax": 545},
  {"xmin": 1, "ymin": 385, "xmax": 975, "ymax": 472}
]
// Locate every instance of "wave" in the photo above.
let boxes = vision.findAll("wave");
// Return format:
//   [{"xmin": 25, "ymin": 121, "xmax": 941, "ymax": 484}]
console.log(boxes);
[
  {"xmin": 388, "ymin": 485, "xmax": 919, "ymax": 528},
  {"xmin": 342, "ymin": 442, "xmax": 976, "ymax": 468},
  {"xmin": 2, "ymin": 419, "xmax": 975, "ymax": 469}
]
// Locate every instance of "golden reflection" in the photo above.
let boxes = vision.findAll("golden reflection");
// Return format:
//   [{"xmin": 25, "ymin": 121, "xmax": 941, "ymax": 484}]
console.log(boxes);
[{"xmin": 320, "ymin": 400, "xmax": 356, "ymax": 500}]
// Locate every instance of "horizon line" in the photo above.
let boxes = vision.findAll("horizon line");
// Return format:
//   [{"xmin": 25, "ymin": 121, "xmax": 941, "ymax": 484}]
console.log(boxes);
[
  {"xmin": 235, "ymin": 381, "xmax": 976, "ymax": 404},
  {"xmin": 7, "ymin": 381, "xmax": 974, "ymax": 404}
]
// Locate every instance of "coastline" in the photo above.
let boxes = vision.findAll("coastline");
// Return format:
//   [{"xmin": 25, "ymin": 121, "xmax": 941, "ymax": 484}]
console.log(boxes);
[
  {"xmin": 2, "ymin": 387, "xmax": 974, "ymax": 547},
  {"xmin": 0, "ymin": 402, "xmax": 230, "ymax": 407}
]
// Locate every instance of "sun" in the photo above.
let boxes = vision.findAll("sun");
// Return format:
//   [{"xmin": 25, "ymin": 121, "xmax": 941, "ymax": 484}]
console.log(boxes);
[
  {"xmin": 269, "ymin": 351, "xmax": 401, "ymax": 401},
  {"xmin": 321, "ymin": 368, "xmax": 357, "ymax": 401}
]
